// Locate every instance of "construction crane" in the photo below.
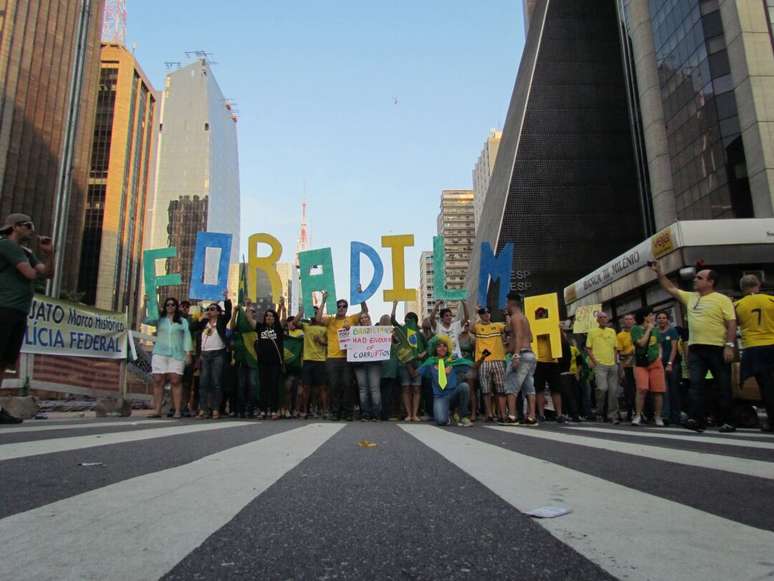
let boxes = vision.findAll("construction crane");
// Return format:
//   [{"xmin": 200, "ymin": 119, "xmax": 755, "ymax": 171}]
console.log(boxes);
[{"xmin": 102, "ymin": 0, "xmax": 127, "ymax": 45}]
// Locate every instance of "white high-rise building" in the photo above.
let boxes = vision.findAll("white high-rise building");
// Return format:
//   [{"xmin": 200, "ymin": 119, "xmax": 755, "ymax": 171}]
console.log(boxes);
[
  {"xmin": 146, "ymin": 58, "xmax": 240, "ymax": 299},
  {"xmin": 419, "ymin": 251, "xmax": 434, "ymax": 321},
  {"xmin": 472, "ymin": 129, "xmax": 502, "ymax": 231}
]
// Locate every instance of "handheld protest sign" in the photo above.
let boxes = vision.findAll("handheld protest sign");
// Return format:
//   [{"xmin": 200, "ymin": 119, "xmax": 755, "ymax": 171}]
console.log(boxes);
[
  {"xmin": 381, "ymin": 234, "xmax": 417, "ymax": 302},
  {"xmin": 143, "ymin": 247, "xmax": 182, "ymax": 316},
  {"xmin": 433, "ymin": 235, "xmax": 467, "ymax": 301},
  {"xmin": 478, "ymin": 242, "xmax": 513, "ymax": 309},
  {"xmin": 298, "ymin": 247, "xmax": 336, "ymax": 315},
  {"xmin": 189, "ymin": 232, "xmax": 233, "ymax": 300},
  {"xmin": 524, "ymin": 293, "xmax": 563, "ymax": 359},
  {"xmin": 350, "ymin": 241, "xmax": 384, "ymax": 305},
  {"xmin": 247, "ymin": 233, "xmax": 283, "ymax": 303}
]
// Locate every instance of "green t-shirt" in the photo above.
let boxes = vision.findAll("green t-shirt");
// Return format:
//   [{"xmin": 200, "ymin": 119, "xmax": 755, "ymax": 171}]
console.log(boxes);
[
  {"xmin": 0, "ymin": 238, "xmax": 39, "ymax": 313},
  {"xmin": 631, "ymin": 325, "xmax": 661, "ymax": 364}
]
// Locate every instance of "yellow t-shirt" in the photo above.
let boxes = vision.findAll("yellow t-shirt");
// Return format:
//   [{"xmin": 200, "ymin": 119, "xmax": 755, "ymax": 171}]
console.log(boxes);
[
  {"xmin": 569, "ymin": 345, "xmax": 580, "ymax": 375},
  {"xmin": 300, "ymin": 322, "xmax": 326, "ymax": 362},
  {"xmin": 324, "ymin": 314, "xmax": 361, "ymax": 359},
  {"xmin": 473, "ymin": 322, "xmax": 506, "ymax": 361},
  {"xmin": 586, "ymin": 326, "xmax": 617, "ymax": 366},
  {"xmin": 536, "ymin": 335, "xmax": 557, "ymax": 363},
  {"xmin": 677, "ymin": 290, "xmax": 735, "ymax": 347},
  {"xmin": 735, "ymin": 293, "xmax": 774, "ymax": 348},
  {"xmin": 616, "ymin": 330, "xmax": 634, "ymax": 367}
]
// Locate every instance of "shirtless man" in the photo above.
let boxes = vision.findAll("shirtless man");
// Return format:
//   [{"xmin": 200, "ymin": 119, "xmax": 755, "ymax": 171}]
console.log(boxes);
[{"xmin": 503, "ymin": 291, "xmax": 538, "ymax": 425}]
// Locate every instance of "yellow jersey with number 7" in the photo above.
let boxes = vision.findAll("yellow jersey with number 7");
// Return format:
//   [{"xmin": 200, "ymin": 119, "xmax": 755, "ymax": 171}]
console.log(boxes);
[{"xmin": 735, "ymin": 293, "xmax": 774, "ymax": 348}]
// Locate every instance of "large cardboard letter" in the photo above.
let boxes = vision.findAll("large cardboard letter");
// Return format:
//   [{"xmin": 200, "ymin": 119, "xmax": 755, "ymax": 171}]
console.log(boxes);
[
  {"xmin": 433, "ymin": 235, "xmax": 467, "ymax": 301},
  {"xmin": 524, "ymin": 293, "xmax": 563, "ymax": 359},
  {"xmin": 143, "ymin": 247, "xmax": 182, "ymax": 316},
  {"xmin": 189, "ymin": 232, "xmax": 233, "ymax": 300},
  {"xmin": 381, "ymin": 234, "xmax": 417, "ymax": 302},
  {"xmin": 247, "ymin": 233, "xmax": 282, "ymax": 303},
  {"xmin": 478, "ymin": 242, "xmax": 513, "ymax": 309},
  {"xmin": 350, "ymin": 241, "xmax": 383, "ymax": 305},
  {"xmin": 298, "ymin": 248, "xmax": 336, "ymax": 315}
]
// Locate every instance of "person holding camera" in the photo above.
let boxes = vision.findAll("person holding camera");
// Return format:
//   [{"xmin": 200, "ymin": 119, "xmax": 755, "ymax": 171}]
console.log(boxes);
[
  {"xmin": 630, "ymin": 309, "xmax": 665, "ymax": 426},
  {"xmin": 0, "ymin": 213, "xmax": 55, "ymax": 423}
]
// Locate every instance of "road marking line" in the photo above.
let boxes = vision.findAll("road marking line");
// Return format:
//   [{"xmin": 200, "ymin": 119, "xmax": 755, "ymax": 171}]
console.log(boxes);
[
  {"xmin": 485, "ymin": 426, "xmax": 774, "ymax": 480},
  {"xmin": 0, "ymin": 423, "xmax": 343, "ymax": 581},
  {"xmin": 402, "ymin": 424, "xmax": 774, "ymax": 581},
  {"xmin": 563, "ymin": 426, "xmax": 774, "ymax": 450},
  {"xmin": 632, "ymin": 425, "xmax": 774, "ymax": 439},
  {"xmin": 0, "ymin": 421, "xmax": 255, "ymax": 462},
  {"xmin": 0, "ymin": 420, "xmax": 176, "ymax": 436}
]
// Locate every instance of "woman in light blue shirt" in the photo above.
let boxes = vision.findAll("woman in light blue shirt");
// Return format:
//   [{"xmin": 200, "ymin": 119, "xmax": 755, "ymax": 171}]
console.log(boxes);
[{"xmin": 145, "ymin": 298, "xmax": 193, "ymax": 418}]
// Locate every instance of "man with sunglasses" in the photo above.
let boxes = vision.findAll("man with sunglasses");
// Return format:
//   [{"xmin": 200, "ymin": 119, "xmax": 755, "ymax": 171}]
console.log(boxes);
[
  {"xmin": 315, "ymin": 290, "xmax": 368, "ymax": 421},
  {"xmin": 0, "ymin": 214, "xmax": 54, "ymax": 422},
  {"xmin": 651, "ymin": 261, "xmax": 737, "ymax": 432}
]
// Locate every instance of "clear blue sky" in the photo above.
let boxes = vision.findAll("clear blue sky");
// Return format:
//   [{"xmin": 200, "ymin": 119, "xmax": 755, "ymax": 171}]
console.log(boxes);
[{"xmin": 130, "ymin": 0, "xmax": 525, "ymax": 317}]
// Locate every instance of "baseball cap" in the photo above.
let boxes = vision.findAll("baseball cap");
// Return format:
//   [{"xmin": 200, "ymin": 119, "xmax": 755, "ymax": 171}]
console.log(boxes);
[{"xmin": 0, "ymin": 213, "xmax": 33, "ymax": 233}]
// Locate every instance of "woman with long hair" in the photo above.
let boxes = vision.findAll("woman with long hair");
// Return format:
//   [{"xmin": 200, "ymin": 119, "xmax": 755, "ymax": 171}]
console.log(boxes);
[
  {"xmin": 189, "ymin": 293, "xmax": 232, "ymax": 419},
  {"xmin": 144, "ymin": 297, "xmax": 193, "ymax": 418},
  {"xmin": 247, "ymin": 303, "xmax": 285, "ymax": 420}
]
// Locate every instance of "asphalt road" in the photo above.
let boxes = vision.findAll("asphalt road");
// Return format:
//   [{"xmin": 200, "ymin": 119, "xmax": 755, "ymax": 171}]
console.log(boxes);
[{"xmin": 1, "ymin": 417, "xmax": 772, "ymax": 580}]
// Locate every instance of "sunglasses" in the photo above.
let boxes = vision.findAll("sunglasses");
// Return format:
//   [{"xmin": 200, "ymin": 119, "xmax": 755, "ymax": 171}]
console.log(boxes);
[
  {"xmin": 17, "ymin": 221, "xmax": 34, "ymax": 230},
  {"xmin": 336, "ymin": 304, "xmax": 347, "ymax": 309},
  {"xmin": 207, "ymin": 307, "xmax": 219, "ymax": 312},
  {"xmin": 164, "ymin": 303, "xmax": 177, "ymax": 308}
]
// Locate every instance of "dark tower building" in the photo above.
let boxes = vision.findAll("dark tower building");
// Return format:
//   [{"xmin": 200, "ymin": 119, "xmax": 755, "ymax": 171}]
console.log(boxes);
[{"xmin": 468, "ymin": 0, "xmax": 647, "ymax": 306}]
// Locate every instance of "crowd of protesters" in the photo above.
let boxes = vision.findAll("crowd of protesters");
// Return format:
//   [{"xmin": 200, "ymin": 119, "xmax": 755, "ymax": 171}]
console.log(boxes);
[
  {"xmin": 0, "ymin": 212, "xmax": 772, "ymax": 431},
  {"xmin": 134, "ymin": 259, "xmax": 773, "ymax": 434}
]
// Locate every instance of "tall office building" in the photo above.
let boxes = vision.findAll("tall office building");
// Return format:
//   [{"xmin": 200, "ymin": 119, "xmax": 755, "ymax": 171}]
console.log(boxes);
[
  {"xmin": 437, "ymin": 190, "xmax": 475, "ymax": 317},
  {"xmin": 146, "ymin": 59, "xmax": 240, "ymax": 300},
  {"xmin": 473, "ymin": 129, "xmax": 502, "ymax": 231},
  {"xmin": 468, "ymin": 0, "xmax": 646, "ymax": 304},
  {"xmin": 0, "ymin": 0, "xmax": 105, "ymax": 296},
  {"xmin": 621, "ymin": 0, "xmax": 774, "ymax": 225},
  {"xmin": 419, "ymin": 251, "xmax": 435, "ymax": 321},
  {"xmin": 77, "ymin": 43, "xmax": 156, "ymax": 326}
]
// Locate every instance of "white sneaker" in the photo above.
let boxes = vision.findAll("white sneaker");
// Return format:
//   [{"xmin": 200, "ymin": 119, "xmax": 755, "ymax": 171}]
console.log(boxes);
[
  {"xmin": 631, "ymin": 414, "xmax": 642, "ymax": 426},
  {"xmin": 655, "ymin": 417, "xmax": 664, "ymax": 427}
]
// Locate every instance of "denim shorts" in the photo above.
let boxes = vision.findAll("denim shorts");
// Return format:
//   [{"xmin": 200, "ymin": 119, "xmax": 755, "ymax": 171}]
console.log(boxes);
[{"xmin": 504, "ymin": 351, "xmax": 536, "ymax": 396}]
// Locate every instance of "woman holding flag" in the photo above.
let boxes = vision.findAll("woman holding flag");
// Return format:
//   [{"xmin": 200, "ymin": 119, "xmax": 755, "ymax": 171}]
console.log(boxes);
[{"xmin": 391, "ymin": 301, "xmax": 427, "ymax": 422}]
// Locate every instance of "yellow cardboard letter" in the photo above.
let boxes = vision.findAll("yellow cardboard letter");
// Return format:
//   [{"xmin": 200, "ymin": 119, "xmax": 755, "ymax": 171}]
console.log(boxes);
[
  {"xmin": 524, "ymin": 293, "xmax": 563, "ymax": 359},
  {"xmin": 248, "ymin": 233, "xmax": 283, "ymax": 303},
  {"xmin": 381, "ymin": 234, "xmax": 417, "ymax": 302}
]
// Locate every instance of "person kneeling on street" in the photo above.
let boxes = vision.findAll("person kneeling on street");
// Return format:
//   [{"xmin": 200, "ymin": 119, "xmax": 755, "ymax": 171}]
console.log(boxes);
[{"xmin": 420, "ymin": 336, "xmax": 473, "ymax": 427}]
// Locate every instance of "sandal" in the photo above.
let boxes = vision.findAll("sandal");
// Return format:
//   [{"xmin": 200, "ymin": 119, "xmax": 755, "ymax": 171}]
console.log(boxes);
[
  {"xmin": 147, "ymin": 413, "xmax": 162, "ymax": 419},
  {"xmin": 403, "ymin": 416, "xmax": 412, "ymax": 422},
  {"xmin": 196, "ymin": 411, "xmax": 207, "ymax": 420},
  {"xmin": 212, "ymin": 411, "xmax": 220, "ymax": 420}
]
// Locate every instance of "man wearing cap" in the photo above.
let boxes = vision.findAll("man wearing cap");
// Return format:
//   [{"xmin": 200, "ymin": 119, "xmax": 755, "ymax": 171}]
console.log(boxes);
[
  {"xmin": 586, "ymin": 311, "xmax": 620, "ymax": 423},
  {"xmin": 0, "ymin": 214, "xmax": 55, "ymax": 422},
  {"xmin": 473, "ymin": 305, "xmax": 507, "ymax": 421}
]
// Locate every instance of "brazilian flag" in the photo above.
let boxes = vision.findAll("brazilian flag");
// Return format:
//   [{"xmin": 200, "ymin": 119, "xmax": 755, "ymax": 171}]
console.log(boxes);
[
  {"xmin": 233, "ymin": 308, "xmax": 258, "ymax": 368},
  {"xmin": 284, "ymin": 332, "xmax": 304, "ymax": 372}
]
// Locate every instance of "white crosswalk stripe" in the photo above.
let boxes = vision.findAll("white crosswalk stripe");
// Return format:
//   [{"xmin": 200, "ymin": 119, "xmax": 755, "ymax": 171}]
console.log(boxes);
[
  {"xmin": 0, "ymin": 421, "xmax": 255, "ymax": 461},
  {"xmin": 485, "ymin": 425, "xmax": 774, "ymax": 480},
  {"xmin": 639, "ymin": 425, "xmax": 774, "ymax": 439},
  {"xmin": 564, "ymin": 425, "xmax": 774, "ymax": 450},
  {"xmin": 0, "ymin": 419, "xmax": 175, "ymax": 436},
  {"xmin": 0, "ymin": 423, "xmax": 343, "ymax": 581},
  {"xmin": 402, "ymin": 424, "xmax": 774, "ymax": 581}
]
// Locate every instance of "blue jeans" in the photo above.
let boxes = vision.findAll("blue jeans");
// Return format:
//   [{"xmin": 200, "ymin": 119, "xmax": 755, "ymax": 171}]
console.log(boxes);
[
  {"xmin": 236, "ymin": 364, "xmax": 258, "ymax": 416},
  {"xmin": 433, "ymin": 383, "xmax": 470, "ymax": 426},
  {"xmin": 199, "ymin": 349, "xmax": 225, "ymax": 413},
  {"xmin": 354, "ymin": 363, "xmax": 382, "ymax": 418}
]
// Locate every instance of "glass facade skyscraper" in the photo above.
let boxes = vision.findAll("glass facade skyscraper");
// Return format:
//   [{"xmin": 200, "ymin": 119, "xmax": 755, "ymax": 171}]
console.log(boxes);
[{"xmin": 648, "ymin": 0, "xmax": 753, "ymax": 219}]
